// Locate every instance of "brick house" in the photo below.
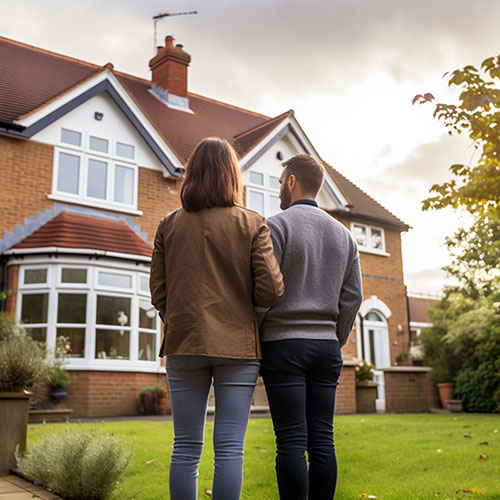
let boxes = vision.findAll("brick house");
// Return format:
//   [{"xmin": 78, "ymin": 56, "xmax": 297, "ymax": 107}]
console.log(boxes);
[{"xmin": 0, "ymin": 35, "xmax": 410, "ymax": 417}]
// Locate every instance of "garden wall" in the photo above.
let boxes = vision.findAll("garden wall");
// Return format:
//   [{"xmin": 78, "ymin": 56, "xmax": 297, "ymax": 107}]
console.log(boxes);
[{"xmin": 382, "ymin": 366, "xmax": 434, "ymax": 413}]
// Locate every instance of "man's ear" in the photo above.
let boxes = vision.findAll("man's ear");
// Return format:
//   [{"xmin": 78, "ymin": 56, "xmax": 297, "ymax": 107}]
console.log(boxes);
[{"xmin": 288, "ymin": 174, "xmax": 297, "ymax": 191}]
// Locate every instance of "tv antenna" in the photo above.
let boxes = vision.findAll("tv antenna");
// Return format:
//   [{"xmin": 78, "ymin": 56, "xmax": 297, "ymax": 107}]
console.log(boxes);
[{"xmin": 153, "ymin": 11, "xmax": 198, "ymax": 51}]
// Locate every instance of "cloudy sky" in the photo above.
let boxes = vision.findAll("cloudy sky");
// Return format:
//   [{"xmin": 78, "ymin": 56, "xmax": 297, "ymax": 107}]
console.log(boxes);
[{"xmin": 2, "ymin": 0, "xmax": 497, "ymax": 294}]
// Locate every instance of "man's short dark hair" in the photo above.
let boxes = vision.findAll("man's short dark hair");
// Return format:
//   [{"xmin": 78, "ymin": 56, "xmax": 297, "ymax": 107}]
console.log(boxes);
[{"xmin": 282, "ymin": 154, "xmax": 325, "ymax": 197}]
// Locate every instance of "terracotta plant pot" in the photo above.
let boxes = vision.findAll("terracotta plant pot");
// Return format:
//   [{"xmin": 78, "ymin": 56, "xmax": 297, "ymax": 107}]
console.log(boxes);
[
  {"xmin": 0, "ymin": 392, "xmax": 30, "ymax": 474},
  {"xmin": 437, "ymin": 382, "xmax": 455, "ymax": 409}
]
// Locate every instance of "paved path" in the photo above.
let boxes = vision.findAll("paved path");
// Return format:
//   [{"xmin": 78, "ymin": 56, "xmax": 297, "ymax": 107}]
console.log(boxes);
[{"xmin": 0, "ymin": 475, "xmax": 62, "ymax": 499}]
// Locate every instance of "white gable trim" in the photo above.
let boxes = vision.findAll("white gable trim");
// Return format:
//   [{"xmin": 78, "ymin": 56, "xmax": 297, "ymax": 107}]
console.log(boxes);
[
  {"xmin": 240, "ymin": 115, "xmax": 350, "ymax": 210},
  {"xmin": 14, "ymin": 70, "xmax": 184, "ymax": 177}
]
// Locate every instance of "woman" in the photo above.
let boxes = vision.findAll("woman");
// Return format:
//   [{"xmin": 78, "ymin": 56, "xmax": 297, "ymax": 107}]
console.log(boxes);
[{"xmin": 150, "ymin": 137, "xmax": 284, "ymax": 500}]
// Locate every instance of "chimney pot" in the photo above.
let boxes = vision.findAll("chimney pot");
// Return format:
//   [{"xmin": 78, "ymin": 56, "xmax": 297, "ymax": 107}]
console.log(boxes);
[{"xmin": 165, "ymin": 35, "xmax": 174, "ymax": 48}]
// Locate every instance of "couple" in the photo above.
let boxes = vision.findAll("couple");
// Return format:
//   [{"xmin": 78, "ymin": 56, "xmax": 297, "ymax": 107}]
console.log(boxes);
[{"xmin": 150, "ymin": 137, "xmax": 363, "ymax": 500}]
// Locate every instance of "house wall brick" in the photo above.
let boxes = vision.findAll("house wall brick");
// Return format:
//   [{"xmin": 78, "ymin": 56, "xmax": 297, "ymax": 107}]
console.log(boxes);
[
  {"xmin": 4, "ymin": 264, "xmax": 19, "ymax": 316},
  {"xmin": 335, "ymin": 362, "xmax": 356, "ymax": 414},
  {"xmin": 0, "ymin": 136, "xmax": 54, "ymax": 240},
  {"xmin": 62, "ymin": 371, "xmax": 169, "ymax": 418}
]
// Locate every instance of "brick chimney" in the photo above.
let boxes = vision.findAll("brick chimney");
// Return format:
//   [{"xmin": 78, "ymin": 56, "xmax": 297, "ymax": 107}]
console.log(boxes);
[{"xmin": 149, "ymin": 36, "xmax": 191, "ymax": 98}]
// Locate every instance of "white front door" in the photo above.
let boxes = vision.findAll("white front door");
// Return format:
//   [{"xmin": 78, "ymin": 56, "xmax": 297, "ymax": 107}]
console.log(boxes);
[{"xmin": 362, "ymin": 314, "xmax": 390, "ymax": 411}]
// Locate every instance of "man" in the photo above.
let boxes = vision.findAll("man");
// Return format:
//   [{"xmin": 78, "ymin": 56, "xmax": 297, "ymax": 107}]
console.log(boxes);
[{"xmin": 260, "ymin": 154, "xmax": 363, "ymax": 500}]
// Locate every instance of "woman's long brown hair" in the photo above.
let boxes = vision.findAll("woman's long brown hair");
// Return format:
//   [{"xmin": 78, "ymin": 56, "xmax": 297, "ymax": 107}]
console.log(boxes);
[{"xmin": 180, "ymin": 137, "xmax": 243, "ymax": 211}]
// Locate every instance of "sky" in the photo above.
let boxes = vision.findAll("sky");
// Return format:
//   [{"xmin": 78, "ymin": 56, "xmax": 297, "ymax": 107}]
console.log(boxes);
[{"xmin": 1, "ymin": 0, "xmax": 497, "ymax": 294}]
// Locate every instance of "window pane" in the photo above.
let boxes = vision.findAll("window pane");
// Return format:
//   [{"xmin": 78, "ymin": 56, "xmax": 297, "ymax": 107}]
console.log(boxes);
[
  {"xmin": 139, "ymin": 299, "xmax": 156, "ymax": 329},
  {"xmin": 57, "ymin": 328, "xmax": 85, "ymax": 358},
  {"xmin": 366, "ymin": 311, "xmax": 383, "ymax": 322},
  {"xmin": 139, "ymin": 332, "xmax": 156, "ymax": 361},
  {"xmin": 116, "ymin": 142, "xmax": 135, "ymax": 159},
  {"xmin": 24, "ymin": 269, "xmax": 47, "ymax": 284},
  {"xmin": 95, "ymin": 329, "xmax": 130, "ymax": 359},
  {"xmin": 87, "ymin": 159, "xmax": 107, "ymax": 199},
  {"xmin": 89, "ymin": 136, "xmax": 108, "ymax": 154},
  {"xmin": 114, "ymin": 165, "xmax": 134, "ymax": 205},
  {"xmin": 268, "ymin": 194, "xmax": 281, "ymax": 216},
  {"xmin": 352, "ymin": 224, "xmax": 367, "ymax": 247},
  {"xmin": 140, "ymin": 275, "xmax": 149, "ymax": 293},
  {"xmin": 249, "ymin": 171, "xmax": 264, "ymax": 186},
  {"xmin": 57, "ymin": 152, "xmax": 80, "ymax": 194},
  {"xmin": 247, "ymin": 190, "xmax": 264, "ymax": 215},
  {"xmin": 98, "ymin": 272, "xmax": 131, "ymax": 289},
  {"xmin": 25, "ymin": 327, "xmax": 46, "ymax": 343},
  {"xmin": 269, "ymin": 175, "xmax": 280, "ymax": 190},
  {"xmin": 371, "ymin": 228, "xmax": 383, "ymax": 249},
  {"xmin": 57, "ymin": 293, "xmax": 87, "ymax": 323},
  {"xmin": 61, "ymin": 268, "xmax": 87, "ymax": 284},
  {"xmin": 21, "ymin": 294, "xmax": 48, "ymax": 324},
  {"xmin": 96, "ymin": 295, "xmax": 131, "ymax": 326},
  {"xmin": 61, "ymin": 129, "xmax": 81, "ymax": 147}
]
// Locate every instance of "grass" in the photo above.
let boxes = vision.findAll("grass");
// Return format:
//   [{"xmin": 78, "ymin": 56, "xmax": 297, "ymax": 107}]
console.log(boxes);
[{"xmin": 26, "ymin": 413, "xmax": 500, "ymax": 499}]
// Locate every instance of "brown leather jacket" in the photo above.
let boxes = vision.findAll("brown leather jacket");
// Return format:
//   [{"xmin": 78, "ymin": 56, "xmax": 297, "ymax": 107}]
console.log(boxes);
[{"xmin": 150, "ymin": 205, "xmax": 284, "ymax": 359}]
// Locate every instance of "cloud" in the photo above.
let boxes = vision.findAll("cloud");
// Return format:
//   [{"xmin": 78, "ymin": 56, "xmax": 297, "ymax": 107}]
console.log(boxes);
[{"xmin": 405, "ymin": 266, "xmax": 457, "ymax": 295}]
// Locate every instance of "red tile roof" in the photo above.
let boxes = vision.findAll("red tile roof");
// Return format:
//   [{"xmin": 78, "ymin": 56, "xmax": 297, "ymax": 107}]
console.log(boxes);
[
  {"xmin": 408, "ymin": 296, "xmax": 438, "ymax": 324},
  {"xmin": 13, "ymin": 212, "xmax": 153, "ymax": 258},
  {"xmin": 0, "ymin": 35, "xmax": 409, "ymax": 231}
]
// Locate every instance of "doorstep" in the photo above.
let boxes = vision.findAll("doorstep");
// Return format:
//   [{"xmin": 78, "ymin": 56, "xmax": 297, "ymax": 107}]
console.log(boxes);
[{"xmin": 0, "ymin": 474, "xmax": 62, "ymax": 499}]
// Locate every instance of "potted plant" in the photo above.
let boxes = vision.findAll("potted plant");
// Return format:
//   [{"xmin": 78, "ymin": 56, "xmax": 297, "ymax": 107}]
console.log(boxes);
[
  {"xmin": 139, "ymin": 386, "xmax": 168, "ymax": 415},
  {"xmin": 395, "ymin": 351, "xmax": 412, "ymax": 366},
  {"xmin": 47, "ymin": 336, "xmax": 71, "ymax": 403},
  {"xmin": 355, "ymin": 360, "xmax": 378, "ymax": 413},
  {"xmin": 0, "ymin": 314, "xmax": 51, "ymax": 473}
]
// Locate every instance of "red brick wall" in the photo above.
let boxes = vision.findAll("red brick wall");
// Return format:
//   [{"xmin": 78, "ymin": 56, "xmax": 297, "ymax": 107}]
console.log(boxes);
[
  {"xmin": 383, "ymin": 367, "xmax": 432, "ymax": 413},
  {"xmin": 335, "ymin": 361, "xmax": 356, "ymax": 414},
  {"xmin": 4, "ymin": 264, "xmax": 19, "ymax": 316},
  {"xmin": 62, "ymin": 371, "xmax": 169, "ymax": 418},
  {"xmin": 0, "ymin": 136, "xmax": 54, "ymax": 240}
]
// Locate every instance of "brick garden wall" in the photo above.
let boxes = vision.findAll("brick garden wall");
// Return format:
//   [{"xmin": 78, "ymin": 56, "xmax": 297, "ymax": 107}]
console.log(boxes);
[
  {"xmin": 335, "ymin": 360, "xmax": 357, "ymax": 414},
  {"xmin": 382, "ymin": 367, "xmax": 432, "ymax": 413}
]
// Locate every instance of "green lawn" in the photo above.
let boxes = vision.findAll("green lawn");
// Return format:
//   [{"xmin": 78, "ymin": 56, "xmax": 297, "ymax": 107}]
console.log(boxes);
[{"xmin": 27, "ymin": 413, "xmax": 500, "ymax": 499}]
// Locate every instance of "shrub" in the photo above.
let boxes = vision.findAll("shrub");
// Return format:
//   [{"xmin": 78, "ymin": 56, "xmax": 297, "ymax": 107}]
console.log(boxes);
[
  {"xmin": 140, "ymin": 385, "xmax": 167, "ymax": 414},
  {"xmin": 0, "ymin": 315, "xmax": 51, "ymax": 400},
  {"xmin": 16, "ymin": 426, "xmax": 132, "ymax": 500},
  {"xmin": 355, "ymin": 361, "xmax": 375, "ymax": 384}
]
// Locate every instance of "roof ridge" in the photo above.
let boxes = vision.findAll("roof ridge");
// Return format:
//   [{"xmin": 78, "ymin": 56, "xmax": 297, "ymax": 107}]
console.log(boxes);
[
  {"xmin": 188, "ymin": 91, "xmax": 271, "ymax": 119},
  {"xmin": 325, "ymin": 162, "xmax": 409, "ymax": 228},
  {"xmin": 0, "ymin": 35, "xmax": 102, "ymax": 70},
  {"xmin": 234, "ymin": 110, "xmax": 292, "ymax": 139}
]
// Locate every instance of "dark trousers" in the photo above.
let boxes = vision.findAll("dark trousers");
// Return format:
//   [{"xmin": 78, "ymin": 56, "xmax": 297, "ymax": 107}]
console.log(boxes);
[{"xmin": 261, "ymin": 339, "xmax": 343, "ymax": 500}]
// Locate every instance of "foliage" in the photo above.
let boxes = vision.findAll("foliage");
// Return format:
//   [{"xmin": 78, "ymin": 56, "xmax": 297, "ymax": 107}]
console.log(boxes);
[
  {"xmin": 414, "ymin": 55, "xmax": 500, "ymax": 218},
  {"xmin": 0, "ymin": 315, "xmax": 51, "ymax": 400},
  {"xmin": 395, "ymin": 351, "xmax": 412, "ymax": 362},
  {"xmin": 421, "ymin": 293, "xmax": 500, "ymax": 411},
  {"xmin": 355, "ymin": 360, "xmax": 375, "ymax": 383},
  {"xmin": 139, "ymin": 386, "xmax": 167, "ymax": 415},
  {"xmin": 49, "ymin": 367, "xmax": 71, "ymax": 389},
  {"xmin": 0, "ymin": 289, "xmax": 12, "ymax": 301},
  {"xmin": 48, "ymin": 335, "xmax": 71, "ymax": 389},
  {"xmin": 27, "ymin": 416, "xmax": 500, "ymax": 500},
  {"xmin": 443, "ymin": 215, "xmax": 500, "ymax": 298},
  {"xmin": 17, "ymin": 425, "xmax": 132, "ymax": 500}
]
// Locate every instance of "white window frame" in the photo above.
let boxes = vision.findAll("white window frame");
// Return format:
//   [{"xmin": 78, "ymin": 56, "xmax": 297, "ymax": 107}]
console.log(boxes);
[
  {"xmin": 245, "ymin": 169, "xmax": 281, "ymax": 217},
  {"xmin": 50, "ymin": 129, "xmax": 140, "ymax": 215},
  {"xmin": 15, "ymin": 258, "xmax": 161, "ymax": 373},
  {"xmin": 350, "ymin": 222, "xmax": 390, "ymax": 256}
]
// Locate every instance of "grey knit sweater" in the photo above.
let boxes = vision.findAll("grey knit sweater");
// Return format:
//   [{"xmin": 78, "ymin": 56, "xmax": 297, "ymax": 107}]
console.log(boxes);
[{"xmin": 260, "ymin": 203, "xmax": 363, "ymax": 347}]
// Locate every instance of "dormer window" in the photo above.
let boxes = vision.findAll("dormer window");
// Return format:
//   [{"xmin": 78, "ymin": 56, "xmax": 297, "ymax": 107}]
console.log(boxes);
[
  {"xmin": 52, "ymin": 128, "xmax": 138, "ymax": 212},
  {"xmin": 351, "ymin": 222, "xmax": 388, "ymax": 255}
]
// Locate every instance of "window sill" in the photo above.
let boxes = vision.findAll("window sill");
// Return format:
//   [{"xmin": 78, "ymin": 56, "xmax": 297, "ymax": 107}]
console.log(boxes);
[
  {"xmin": 66, "ymin": 361, "xmax": 163, "ymax": 374},
  {"xmin": 47, "ymin": 194, "xmax": 143, "ymax": 216},
  {"xmin": 358, "ymin": 248, "xmax": 391, "ymax": 257}
]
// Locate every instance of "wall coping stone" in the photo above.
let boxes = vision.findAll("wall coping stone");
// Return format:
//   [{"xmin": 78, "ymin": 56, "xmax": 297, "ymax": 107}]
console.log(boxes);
[{"xmin": 381, "ymin": 366, "xmax": 431, "ymax": 373}]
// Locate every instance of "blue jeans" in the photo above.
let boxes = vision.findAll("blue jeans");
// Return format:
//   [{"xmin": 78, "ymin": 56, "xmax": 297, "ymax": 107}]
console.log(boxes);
[
  {"xmin": 166, "ymin": 356, "xmax": 260, "ymax": 500},
  {"xmin": 261, "ymin": 339, "xmax": 343, "ymax": 500}
]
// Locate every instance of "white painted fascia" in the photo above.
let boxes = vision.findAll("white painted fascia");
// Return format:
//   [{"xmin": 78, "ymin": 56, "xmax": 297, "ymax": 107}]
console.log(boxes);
[
  {"xmin": 239, "ymin": 114, "xmax": 350, "ymax": 210},
  {"xmin": 3, "ymin": 246, "xmax": 152, "ymax": 262},
  {"xmin": 14, "ymin": 69, "xmax": 184, "ymax": 176}
]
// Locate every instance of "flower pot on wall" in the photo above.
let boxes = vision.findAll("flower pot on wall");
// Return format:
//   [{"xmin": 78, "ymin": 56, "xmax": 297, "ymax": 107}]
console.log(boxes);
[
  {"xmin": 356, "ymin": 382, "xmax": 378, "ymax": 414},
  {"xmin": 437, "ymin": 382, "xmax": 455, "ymax": 409},
  {"xmin": 0, "ymin": 392, "xmax": 30, "ymax": 474}
]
